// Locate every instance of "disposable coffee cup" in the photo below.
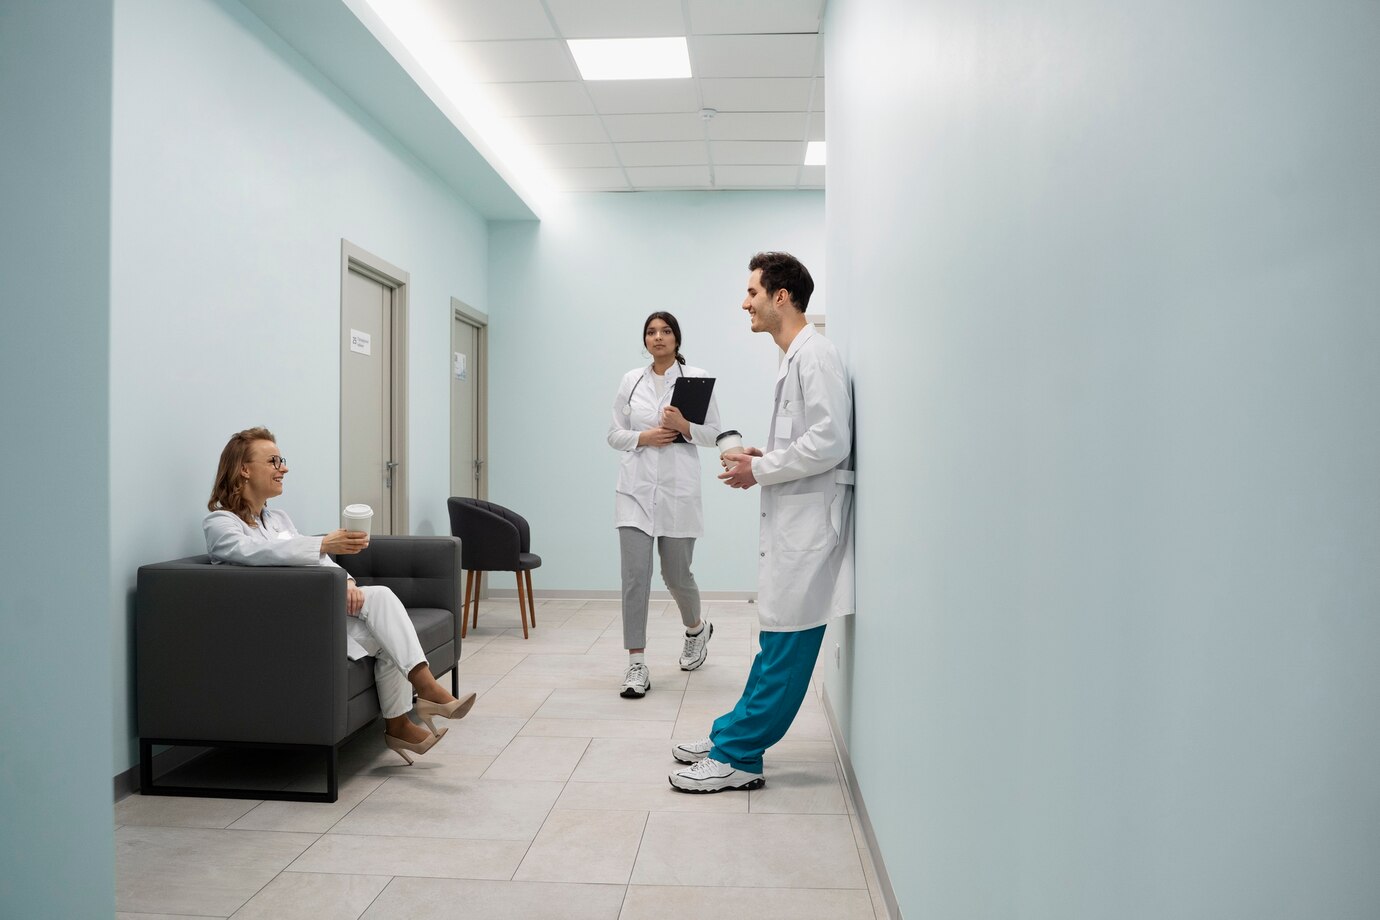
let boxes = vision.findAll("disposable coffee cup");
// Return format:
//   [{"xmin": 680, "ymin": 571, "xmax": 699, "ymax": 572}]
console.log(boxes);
[
  {"xmin": 341, "ymin": 503, "xmax": 374, "ymax": 536},
  {"xmin": 716, "ymin": 430, "xmax": 744, "ymax": 454}
]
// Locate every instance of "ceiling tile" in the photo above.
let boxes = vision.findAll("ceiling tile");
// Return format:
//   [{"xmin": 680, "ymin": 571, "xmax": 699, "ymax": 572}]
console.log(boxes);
[
  {"xmin": 690, "ymin": 34, "xmax": 818, "ymax": 79},
  {"xmin": 503, "ymin": 114, "xmax": 608, "ymax": 144},
  {"xmin": 444, "ymin": 40, "xmax": 577, "ymax": 83},
  {"xmin": 625, "ymin": 165, "xmax": 713, "ymax": 188},
  {"xmin": 550, "ymin": 167, "xmax": 631, "ymax": 191},
  {"xmin": 799, "ymin": 164, "xmax": 824, "ymax": 186},
  {"xmin": 712, "ymin": 140, "xmax": 803, "ymax": 165},
  {"xmin": 484, "ymin": 81, "xmax": 594, "ymax": 118},
  {"xmin": 811, "ymin": 77, "xmax": 824, "ymax": 109},
  {"xmin": 586, "ymin": 79, "xmax": 699, "ymax": 115},
  {"xmin": 616, "ymin": 141, "xmax": 708, "ymax": 167},
  {"xmin": 807, "ymin": 112, "xmax": 825, "ymax": 141},
  {"xmin": 706, "ymin": 111, "xmax": 807, "ymax": 141},
  {"xmin": 407, "ymin": 0, "xmax": 555, "ymax": 41},
  {"xmin": 534, "ymin": 143, "xmax": 621, "ymax": 169},
  {"xmin": 688, "ymin": 0, "xmax": 822, "ymax": 35},
  {"xmin": 545, "ymin": 0, "xmax": 686, "ymax": 38},
  {"xmin": 700, "ymin": 78, "xmax": 813, "ymax": 112},
  {"xmin": 602, "ymin": 112, "xmax": 706, "ymax": 142},
  {"xmin": 713, "ymin": 164, "xmax": 801, "ymax": 187}
]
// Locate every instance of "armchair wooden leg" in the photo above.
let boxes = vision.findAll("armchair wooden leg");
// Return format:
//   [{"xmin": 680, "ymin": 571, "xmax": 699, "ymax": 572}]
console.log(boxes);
[
  {"xmin": 461, "ymin": 570, "xmax": 474, "ymax": 639},
  {"xmin": 473, "ymin": 571, "xmax": 482, "ymax": 631},
  {"xmin": 524, "ymin": 570, "xmax": 537, "ymax": 627},
  {"xmin": 515, "ymin": 572, "xmax": 530, "ymax": 639}
]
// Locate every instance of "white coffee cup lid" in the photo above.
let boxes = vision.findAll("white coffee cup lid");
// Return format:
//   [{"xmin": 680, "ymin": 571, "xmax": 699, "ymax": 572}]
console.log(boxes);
[{"xmin": 343, "ymin": 503, "xmax": 373, "ymax": 516}]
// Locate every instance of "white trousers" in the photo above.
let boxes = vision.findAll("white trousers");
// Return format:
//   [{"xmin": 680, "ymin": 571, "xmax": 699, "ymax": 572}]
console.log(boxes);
[{"xmin": 346, "ymin": 585, "xmax": 426, "ymax": 718}]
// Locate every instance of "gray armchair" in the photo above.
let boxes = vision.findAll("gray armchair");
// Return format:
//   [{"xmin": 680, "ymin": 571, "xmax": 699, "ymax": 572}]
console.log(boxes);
[{"xmin": 136, "ymin": 535, "xmax": 461, "ymax": 803}]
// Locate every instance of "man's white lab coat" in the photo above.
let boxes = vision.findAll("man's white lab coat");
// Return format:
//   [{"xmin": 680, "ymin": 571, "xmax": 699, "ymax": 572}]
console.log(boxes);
[
  {"xmin": 607, "ymin": 363, "xmax": 722, "ymax": 537},
  {"xmin": 751, "ymin": 324, "xmax": 855, "ymax": 631}
]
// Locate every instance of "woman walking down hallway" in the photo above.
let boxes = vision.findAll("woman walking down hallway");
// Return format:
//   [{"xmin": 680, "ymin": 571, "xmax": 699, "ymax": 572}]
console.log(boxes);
[
  {"xmin": 203, "ymin": 427, "xmax": 475, "ymax": 764},
  {"xmin": 607, "ymin": 313, "xmax": 721, "ymax": 698}
]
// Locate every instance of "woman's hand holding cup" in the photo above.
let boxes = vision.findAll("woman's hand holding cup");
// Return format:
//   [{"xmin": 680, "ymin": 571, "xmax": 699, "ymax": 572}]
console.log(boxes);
[{"xmin": 322, "ymin": 529, "xmax": 370, "ymax": 555}]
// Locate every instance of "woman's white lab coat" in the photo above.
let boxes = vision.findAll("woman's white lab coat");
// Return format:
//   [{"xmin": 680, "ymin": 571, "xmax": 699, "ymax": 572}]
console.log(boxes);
[
  {"xmin": 203, "ymin": 508, "xmax": 372, "ymax": 660},
  {"xmin": 750, "ymin": 325, "xmax": 855, "ymax": 631},
  {"xmin": 607, "ymin": 363, "xmax": 722, "ymax": 537}
]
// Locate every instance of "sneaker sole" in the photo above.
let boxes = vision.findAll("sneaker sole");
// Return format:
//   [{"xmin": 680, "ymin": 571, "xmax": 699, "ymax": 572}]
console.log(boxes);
[
  {"xmin": 668, "ymin": 775, "xmax": 765, "ymax": 794},
  {"xmin": 620, "ymin": 680, "xmax": 651, "ymax": 699},
  {"xmin": 679, "ymin": 622, "xmax": 713, "ymax": 671}
]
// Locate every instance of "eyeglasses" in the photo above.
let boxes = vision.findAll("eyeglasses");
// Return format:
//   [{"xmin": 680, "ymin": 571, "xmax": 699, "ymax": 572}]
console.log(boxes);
[{"xmin": 264, "ymin": 456, "xmax": 288, "ymax": 470}]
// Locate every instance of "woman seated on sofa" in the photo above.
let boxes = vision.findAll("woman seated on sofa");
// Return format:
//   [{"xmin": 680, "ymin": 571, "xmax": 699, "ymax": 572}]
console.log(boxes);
[{"xmin": 204, "ymin": 426, "xmax": 474, "ymax": 764}]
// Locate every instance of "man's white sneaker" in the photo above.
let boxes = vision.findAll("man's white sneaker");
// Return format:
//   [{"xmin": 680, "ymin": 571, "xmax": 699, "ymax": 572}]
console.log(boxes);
[
  {"xmin": 669, "ymin": 757, "xmax": 764, "ymax": 793},
  {"xmin": 671, "ymin": 738, "xmax": 712, "ymax": 764},
  {"xmin": 620, "ymin": 662, "xmax": 651, "ymax": 698},
  {"xmin": 678, "ymin": 621, "xmax": 713, "ymax": 671}
]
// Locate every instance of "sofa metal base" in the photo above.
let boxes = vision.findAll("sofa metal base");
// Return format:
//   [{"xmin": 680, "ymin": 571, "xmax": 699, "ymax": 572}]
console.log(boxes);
[{"xmin": 138, "ymin": 737, "xmax": 339, "ymax": 803}]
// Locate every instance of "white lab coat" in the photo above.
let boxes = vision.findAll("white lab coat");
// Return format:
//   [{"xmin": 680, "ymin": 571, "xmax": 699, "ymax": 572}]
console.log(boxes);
[
  {"xmin": 750, "ymin": 324, "xmax": 855, "ymax": 631},
  {"xmin": 203, "ymin": 507, "xmax": 373, "ymax": 660},
  {"xmin": 607, "ymin": 363, "xmax": 722, "ymax": 537}
]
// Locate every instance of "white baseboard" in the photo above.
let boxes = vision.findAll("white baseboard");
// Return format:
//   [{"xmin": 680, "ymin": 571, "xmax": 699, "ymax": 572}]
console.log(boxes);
[{"xmin": 822, "ymin": 687, "xmax": 904, "ymax": 920}]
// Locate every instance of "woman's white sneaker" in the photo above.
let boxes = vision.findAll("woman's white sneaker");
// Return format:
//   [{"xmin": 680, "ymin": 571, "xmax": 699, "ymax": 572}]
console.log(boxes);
[
  {"xmin": 678, "ymin": 621, "xmax": 713, "ymax": 670},
  {"xmin": 620, "ymin": 662, "xmax": 651, "ymax": 698},
  {"xmin": 669, "ymin": 757, "xmax": 764, "ymax": 793},
  {"xmin": 671, "ymin": 738, "xmax": 712, "ymax": 763}
]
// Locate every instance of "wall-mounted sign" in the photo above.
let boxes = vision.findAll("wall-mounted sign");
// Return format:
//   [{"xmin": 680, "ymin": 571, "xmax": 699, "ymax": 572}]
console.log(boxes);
[
  {"xmin": 350, "ymin": 329, "xmax": 372, "ymax": 356},
  {"xmin": 453, "ymin": 352, "xmax": 468, "ymax": 381}
]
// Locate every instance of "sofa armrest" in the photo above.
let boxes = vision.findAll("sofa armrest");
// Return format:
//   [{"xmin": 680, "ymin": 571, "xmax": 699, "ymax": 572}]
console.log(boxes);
[
  {"xmin": 136, "ymin": 559, "xmax": 349, "ymax": 746},
  {"xmin": 336, "ymin": 534, "xmax": 461, "ymax": 616}
]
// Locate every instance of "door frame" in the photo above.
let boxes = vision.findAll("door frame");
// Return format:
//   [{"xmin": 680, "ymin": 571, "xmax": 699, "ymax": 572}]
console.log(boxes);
[
  {"xmin": 451, "ymin": 298, "xmax": 489, "ymax": 500},
  {"xmin": 340, "ymin": 239, "xmax": 410, "ymax": 533}
]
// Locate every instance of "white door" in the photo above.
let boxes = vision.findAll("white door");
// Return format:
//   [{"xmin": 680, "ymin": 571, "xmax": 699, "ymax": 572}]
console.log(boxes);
[
  {"xmin": 342, "ymin": 268, "xmax": 394, "ymax": 533},
  {"xmin": 450, "ymin": 311, "xmax": 482, "ymax": 498}
]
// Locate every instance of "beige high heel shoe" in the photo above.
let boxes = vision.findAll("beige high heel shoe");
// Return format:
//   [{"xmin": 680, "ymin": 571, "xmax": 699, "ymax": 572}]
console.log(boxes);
[
  {"xmin": 414, "ymin": 692, "xmax": 477, "ymax": 734},
  {"xmin": 384, "ymin": 728, "xmax": 439, "ymax": 765}
]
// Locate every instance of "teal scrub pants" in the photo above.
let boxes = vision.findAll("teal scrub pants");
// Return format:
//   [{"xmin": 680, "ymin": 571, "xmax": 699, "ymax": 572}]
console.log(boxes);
[{"xmin": 709, "ymin": 624, "xmax": 827, "ymax": 773}]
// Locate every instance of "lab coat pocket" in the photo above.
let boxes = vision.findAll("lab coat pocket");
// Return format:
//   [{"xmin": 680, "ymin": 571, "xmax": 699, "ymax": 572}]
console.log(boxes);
[
  {"xmin": 773, "ymin": 412, "xmax": 799, "ymax": 450},
  {"xmin": 774, "ymin": 491, "xmax": 831, "ymax": 552},
  {"xmin": 616, "ymin": 455, "xmax": 637, "ymax": 494}
]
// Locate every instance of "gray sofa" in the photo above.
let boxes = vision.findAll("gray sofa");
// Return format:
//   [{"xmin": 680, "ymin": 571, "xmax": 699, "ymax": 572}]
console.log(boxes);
[{"xmin": 136, "ymin": 535, "xmax": 462, "ymax": 803}]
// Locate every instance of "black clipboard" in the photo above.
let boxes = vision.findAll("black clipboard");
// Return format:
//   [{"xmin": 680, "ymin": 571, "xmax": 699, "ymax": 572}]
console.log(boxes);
[{"xmin": 669, "ymin": 376, "xmax": 715, "ymax": 443}]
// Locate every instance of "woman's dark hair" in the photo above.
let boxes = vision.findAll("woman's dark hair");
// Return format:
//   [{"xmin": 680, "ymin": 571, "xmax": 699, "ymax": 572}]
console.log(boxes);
[
  {"xmin": 643, "ymin": 311, "xmax": 686, "ymax": 365},
  {"xmin": 749, "ymin": 251, "xmax": 814, "ymax": 312},
  {"xmin": 208, "ymin": 426, "xmax": 276, "ymax": 525}
]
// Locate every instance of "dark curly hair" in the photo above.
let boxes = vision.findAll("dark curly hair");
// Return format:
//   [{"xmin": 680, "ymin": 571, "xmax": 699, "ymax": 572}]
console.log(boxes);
[{"xmin": 749, "ymin": 251, "xmax": 814, "ymax": 312}]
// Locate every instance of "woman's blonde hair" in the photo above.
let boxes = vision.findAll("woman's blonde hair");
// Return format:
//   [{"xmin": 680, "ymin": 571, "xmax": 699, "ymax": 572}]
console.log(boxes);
[{"xmin": 207, "ymin": 426, "xmax": 277, "ymax": 525}]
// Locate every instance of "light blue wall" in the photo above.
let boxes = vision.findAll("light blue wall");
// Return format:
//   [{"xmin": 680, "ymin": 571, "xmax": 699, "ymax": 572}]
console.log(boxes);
[
  {"xmin": 108, "ymin": 0, "xmax": 490, "ymax": 772},
  {"xmin": 825, "ymin": 1, "xmax": 1380, "ymax": 918},
  {"xmin": 0, "ymin": 2, "xmax": 117, "ymax": 915},
  {"xmin": 487, "ymin": 191, "xmax": 825, "ymax": 593}
]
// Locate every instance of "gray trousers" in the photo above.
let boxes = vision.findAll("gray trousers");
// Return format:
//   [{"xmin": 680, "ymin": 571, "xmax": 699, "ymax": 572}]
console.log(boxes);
[{"xmin": 618, "ymin": 526, "xmax": 701, "ymax": 650}]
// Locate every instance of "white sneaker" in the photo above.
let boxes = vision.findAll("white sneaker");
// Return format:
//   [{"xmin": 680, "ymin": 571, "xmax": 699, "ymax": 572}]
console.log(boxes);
[
  {"xmin": 620, "ymin": 662, "xmax": 651, "ymax": 698},
  {"xmin": 678, "ymin": 621, "xmax": 713, "ymax": 671},
  {"xmin": 669, "ymin": 757, "xmax": 764, "ymax": 793},
  {"xmin": 671, "ymin": 738, "xmax": 712, "ymax": 764}
]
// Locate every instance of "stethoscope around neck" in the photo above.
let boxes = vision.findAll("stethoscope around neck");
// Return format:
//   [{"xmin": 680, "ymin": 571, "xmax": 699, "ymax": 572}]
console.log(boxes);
[{"xmin": 623, "ymin": 362, "xmax": 684, "ymax": 415}]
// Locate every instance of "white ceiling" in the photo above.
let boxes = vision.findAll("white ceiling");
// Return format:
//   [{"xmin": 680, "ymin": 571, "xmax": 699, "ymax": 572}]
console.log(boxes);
[{"xmin": 392, "ymin": 0, "xmax": 828, "ymax": 192}]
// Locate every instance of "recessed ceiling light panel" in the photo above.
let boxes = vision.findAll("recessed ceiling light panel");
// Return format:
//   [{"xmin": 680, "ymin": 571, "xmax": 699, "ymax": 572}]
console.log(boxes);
[
  {"xmin": 568, "ymin": 37, "xmax": 691, "ymax": 81},
  {"xmin": 804, "ymin": 141, "xmax": 826, "ymax": 166}
]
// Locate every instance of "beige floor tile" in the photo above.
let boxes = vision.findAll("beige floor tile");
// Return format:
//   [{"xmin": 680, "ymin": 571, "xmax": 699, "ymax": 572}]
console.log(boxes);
[
  {"xmin": 230, "ymin": 774, "xmax": 387, "ymax": 833},
  {"xmin": 514, "ymin": 809, "xmax": 647, "ymax": 884},
  {"xmin": 329, "ymin": 775, "xmax": 563, "ymax": 841},
  {"xmin": 228, "ymin": 870, "xmax": 389, "ymax": 919},
  {"xmin": 536, "ymin": 688, "xmax": 683, "ymax": 722},
  {"xmin": 570, "ymin": 737, "xmax": 684, "ymax": 785},
  {"xmin": 536, "ymin": 598, "xmax": 589, "ymax": 611},
  {"xmin": 455, "ymin": 649, "xmax": 527, "ymax": 676},
  {"xmin": 683, "ymin": 656, "xmax": 753, "ymax": 691},
  {"xmin": 468, "ymin": 686, "xmax": 552, "ymax": 719},
  {"xmin": 359, "ymin": 877, "xmax": 625, "ymax": 920},
  {"xmin": 519, "ymin": 718, "xmax": 673, "ymax": 740},
  {"xmin": 781, "ymin": 707, "xmax": 832, "ymax": 742},
  {"xmin": 458, "ymin": 632, "xmax": 499, "ymax": 657},
  {"xmin": 480, "ymin": 736, "xmax": 591, "ymax": 782},
  {"xmin": 619, "ymin": 885, "xmax": 875, "ymax": 920},
  {"xmin": 484, "ymin": 628, "xmax": 603, "ymax": 655},
  {"xmin": 414, "ymin": 715, "xmax": 525, "ymax": 756},
  {"xmin": 115, "ymin": 825, "xmax": 319, "ymax": 916},
  {"xmin": 749, "ymin": 760, "xmax": 848, "ymax": 815},
  {"xmin": 764, "ymin": 740, "xmax": 839, "ymax": 763},
  {"xmin": 491, "ymin": 652, "xmax": 688, "ymax": 692},
  {"xmin": 114, "ymin": 793, "xmax": 259, "ymax": 829},
  {"xmin": 560, "ymin": 611, "xmax": 619, "ymax": 630},
  {"xmin": 631, "ymin": 813, "xmax": 865, "ymax": 889},
  {"xmin": 452, "ymin": 671, "xmax": 504, "ymax": 697},
  {"xmin": 289, "ymin": 833, "xmax": 529, "ymax": 880},
  {"xmin": 575, "ymin": 599, "xmax": 626, "ymax": 614},
  {"xmin": 555, "ymin": 781, "xmax": 747, "ymax": 814},
  {"xmin": 117, "ymin": 914, "xmax": 205, "ymax": 919}
]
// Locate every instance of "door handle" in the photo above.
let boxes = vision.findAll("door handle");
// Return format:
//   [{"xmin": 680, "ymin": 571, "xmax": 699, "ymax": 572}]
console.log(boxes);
[
  {"xmin": 473, "ymin": 458, "xmax": 484, "ymax": 482},
  {"xmin": 385, "ymin": 459, "xmax": 399, "ymax": 488}
]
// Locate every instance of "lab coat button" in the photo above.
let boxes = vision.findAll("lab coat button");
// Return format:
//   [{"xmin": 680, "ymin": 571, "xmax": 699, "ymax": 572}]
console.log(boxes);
[{"xmin": 760, "ymin": 552, "xmax": 766, "ymax": 557}]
